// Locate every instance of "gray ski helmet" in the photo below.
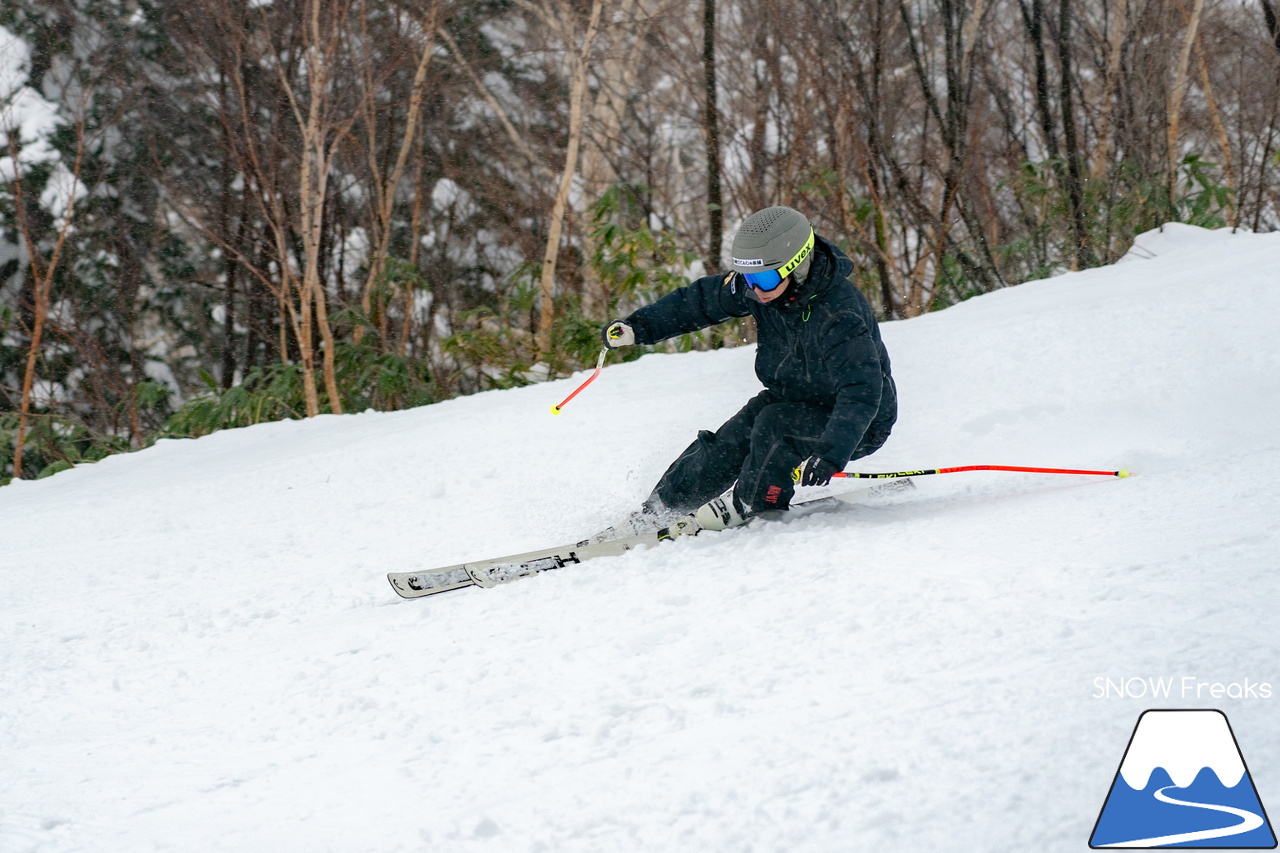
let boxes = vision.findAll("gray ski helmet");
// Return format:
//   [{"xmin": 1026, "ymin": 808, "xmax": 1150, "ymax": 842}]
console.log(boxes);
[{"xmin": 730, "ymin": 206, "xmax": 815, "ymax": 278}]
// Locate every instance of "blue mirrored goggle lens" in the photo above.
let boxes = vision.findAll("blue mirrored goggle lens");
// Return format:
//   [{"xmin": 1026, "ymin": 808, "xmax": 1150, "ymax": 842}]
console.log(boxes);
[{"xmin": 741, "ymin": 268, "xmax": 784, "ymax": 291}]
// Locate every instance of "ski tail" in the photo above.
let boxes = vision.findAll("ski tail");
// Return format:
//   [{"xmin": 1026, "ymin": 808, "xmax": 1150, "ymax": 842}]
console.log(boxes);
[
  {"xmin": 387, "ymin": 564, "xmax": 475, "ymax": 598},
  {"xmin": 387, "ymin": 535, "xmax": 648, "ymax": 599}
]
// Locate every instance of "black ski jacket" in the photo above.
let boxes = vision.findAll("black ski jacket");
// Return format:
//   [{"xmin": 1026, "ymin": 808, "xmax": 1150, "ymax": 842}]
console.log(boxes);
[{"xmin": 625, "ymin": 235, "xmax": 897, "ymax": 467}]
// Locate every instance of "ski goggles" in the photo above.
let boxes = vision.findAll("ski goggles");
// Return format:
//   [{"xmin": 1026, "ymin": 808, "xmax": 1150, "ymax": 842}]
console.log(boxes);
[
  {"xmin": 740, "ymin": 267, "xmax": 788, "ymax": 292},
  {"xmin": 734, "ymin": 228, "xmax": 815, "ymax": 292}
]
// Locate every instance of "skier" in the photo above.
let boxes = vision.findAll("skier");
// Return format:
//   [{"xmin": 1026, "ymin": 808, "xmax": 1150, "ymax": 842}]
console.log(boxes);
[{"xmin": 601, "ymin": 205, "xmax": 897, "ymax": 533}]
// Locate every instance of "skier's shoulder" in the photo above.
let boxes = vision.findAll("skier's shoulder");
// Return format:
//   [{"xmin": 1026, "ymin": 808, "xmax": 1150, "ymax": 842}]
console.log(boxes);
[
  {"xmin": 809, "ymin": 241, "xmax": 874, "ymax": 330},
  {"xmin": 703, "ymin": 270, "xmax": 755, "ymax": 316},
  {"xmin": 686, "ymin": 270, "xmax": 734, "ymax": 290}
]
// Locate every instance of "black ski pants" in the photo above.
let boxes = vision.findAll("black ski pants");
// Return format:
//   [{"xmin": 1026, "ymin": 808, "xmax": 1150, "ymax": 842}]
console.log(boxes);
[{"xmin": 649, "ymin": 390, "xmax": 887, "ymax": 514}]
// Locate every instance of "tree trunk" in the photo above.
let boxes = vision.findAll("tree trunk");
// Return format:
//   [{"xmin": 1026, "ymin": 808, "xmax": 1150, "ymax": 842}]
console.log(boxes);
[
  {"xmin": 7, "ymin": 126, "xmax": 84, "ymax": 479},
  {"xmin": 1195, "ymin": 34, "xmax": 1236, "ymax": 224},
  {"xmin": 1263, "ymin": 0, "xmax": 1280, "ymax": 52},
  {"xmin": 358, "ymin": 1, "xmax": 441, "ymax": 348},
  {"xmin": 278, "ymin": 0, "xmax": 371, "ymax": 415},
  {"xmin": 535, "ymin": 0, "xmax": 605, "ymax": 361},
  {"xmin": 1091, "ymin": 0, "xmax": 1130, "ymax": 178},
  {"xmin": 1021, "ymin": 0, "xmax": 1061, "ymax": 163},
  {"xmin": 578, "ymin": 0, "xmax": 655, "ymax": 319},
  {"xmin": 1167, "ymin": 0, "xmax": 1207, "ymax": 199},
  {"xmin": 296, "ymin": 72, "xmax": 323, "ymax": 417},
  {"xmin": 703, "ymin": 0, "xmax": 723, "ymax": 272},
  {"xmin": 1056, "ymin": 0, "xmax": 1094, "ymax": 268}
]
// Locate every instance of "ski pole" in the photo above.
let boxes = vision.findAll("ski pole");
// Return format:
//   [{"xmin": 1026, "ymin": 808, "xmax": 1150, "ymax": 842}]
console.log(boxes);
[
  {"xmin": 832, "ymin": 464, "xmax": 1131, "ymax": 479},
  {"xmin": 550, "ymin": 349, "xmax": 607, "ymax": 415}
]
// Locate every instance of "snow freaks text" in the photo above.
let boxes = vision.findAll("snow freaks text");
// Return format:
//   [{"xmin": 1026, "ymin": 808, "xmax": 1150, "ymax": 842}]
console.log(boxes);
[{"xmin": 1092, "ymin": 676, "xmax": 1274, "ymax": 700}]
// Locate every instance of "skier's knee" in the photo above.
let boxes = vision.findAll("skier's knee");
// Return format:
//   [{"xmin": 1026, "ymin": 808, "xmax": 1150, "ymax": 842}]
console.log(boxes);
[{"xmin": 750, "ymin": 405, "xmax": 793, "ymax": 444}]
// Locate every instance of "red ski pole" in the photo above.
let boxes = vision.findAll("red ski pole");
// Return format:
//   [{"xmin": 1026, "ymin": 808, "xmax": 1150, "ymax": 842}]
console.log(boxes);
[
  {"xmin": 551, "ymin": 349, "xmax": 607, "ymax": 415},
  {"xmin": 832, "ymin": 464, "xmax": 1131, "ymax": 479}
]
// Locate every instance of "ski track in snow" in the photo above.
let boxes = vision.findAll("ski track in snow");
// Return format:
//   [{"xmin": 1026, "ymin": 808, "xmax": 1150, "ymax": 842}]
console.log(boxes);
[{"xmin": 2, "ymin": 224, "xmax": 1280, "ymax": 852}]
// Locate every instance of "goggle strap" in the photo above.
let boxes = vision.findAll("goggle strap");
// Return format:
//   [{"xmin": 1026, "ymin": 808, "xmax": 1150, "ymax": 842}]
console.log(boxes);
[{"xmin": 776, "ymin": 228, "xmax": 815, "ymax": 279}]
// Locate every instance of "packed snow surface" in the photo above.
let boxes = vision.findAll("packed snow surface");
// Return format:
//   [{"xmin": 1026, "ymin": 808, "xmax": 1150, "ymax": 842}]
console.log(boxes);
[{"xmin": 3, "ymin": 224, "xmax": 1279, "ymax": 852}]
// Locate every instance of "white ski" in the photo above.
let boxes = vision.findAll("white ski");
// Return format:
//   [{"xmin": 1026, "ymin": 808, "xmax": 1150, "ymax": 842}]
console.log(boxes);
[{"xmin": 387, "ymin": 479, "xmax": 913, "ymax": 599}]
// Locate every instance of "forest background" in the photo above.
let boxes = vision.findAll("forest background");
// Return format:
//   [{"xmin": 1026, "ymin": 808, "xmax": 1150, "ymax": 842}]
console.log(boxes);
[{"xmin": 1, "ymin": 0, "xmax": 1278, "ymax": 484}]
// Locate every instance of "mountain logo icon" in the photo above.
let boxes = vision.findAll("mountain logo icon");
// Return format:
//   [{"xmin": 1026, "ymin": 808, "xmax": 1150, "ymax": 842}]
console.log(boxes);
[{"xmin": 1090, "ymin": 709, "xmax": 1276, "ymax": 848}]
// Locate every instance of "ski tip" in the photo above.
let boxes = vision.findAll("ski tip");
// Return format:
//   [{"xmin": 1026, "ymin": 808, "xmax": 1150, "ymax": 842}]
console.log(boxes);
[
  {"xmin": 1116, "ymin": 469, "xmax": 1132, "ymax": 478},
  {"xmin": 550, "ymin": 404, "xmax": 562, "ymax": 416}
]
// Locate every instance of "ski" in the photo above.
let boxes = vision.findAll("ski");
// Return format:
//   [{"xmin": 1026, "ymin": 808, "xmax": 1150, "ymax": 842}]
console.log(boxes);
[{"xmin": 387, "ymin": 479, "xmax": 913, "ymax": 600}]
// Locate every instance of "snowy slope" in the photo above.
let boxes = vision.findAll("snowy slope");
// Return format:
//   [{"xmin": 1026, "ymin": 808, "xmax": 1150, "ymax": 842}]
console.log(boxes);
[{"xmin": 3, "ymin": 224, "xmax": 1279, "ymax": 852}]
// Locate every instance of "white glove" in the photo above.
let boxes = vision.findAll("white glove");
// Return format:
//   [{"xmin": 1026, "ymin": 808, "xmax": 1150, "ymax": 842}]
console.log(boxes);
[{"xmin": 602, "ymin": 319, "xmax": 636, "ymax": 349}]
